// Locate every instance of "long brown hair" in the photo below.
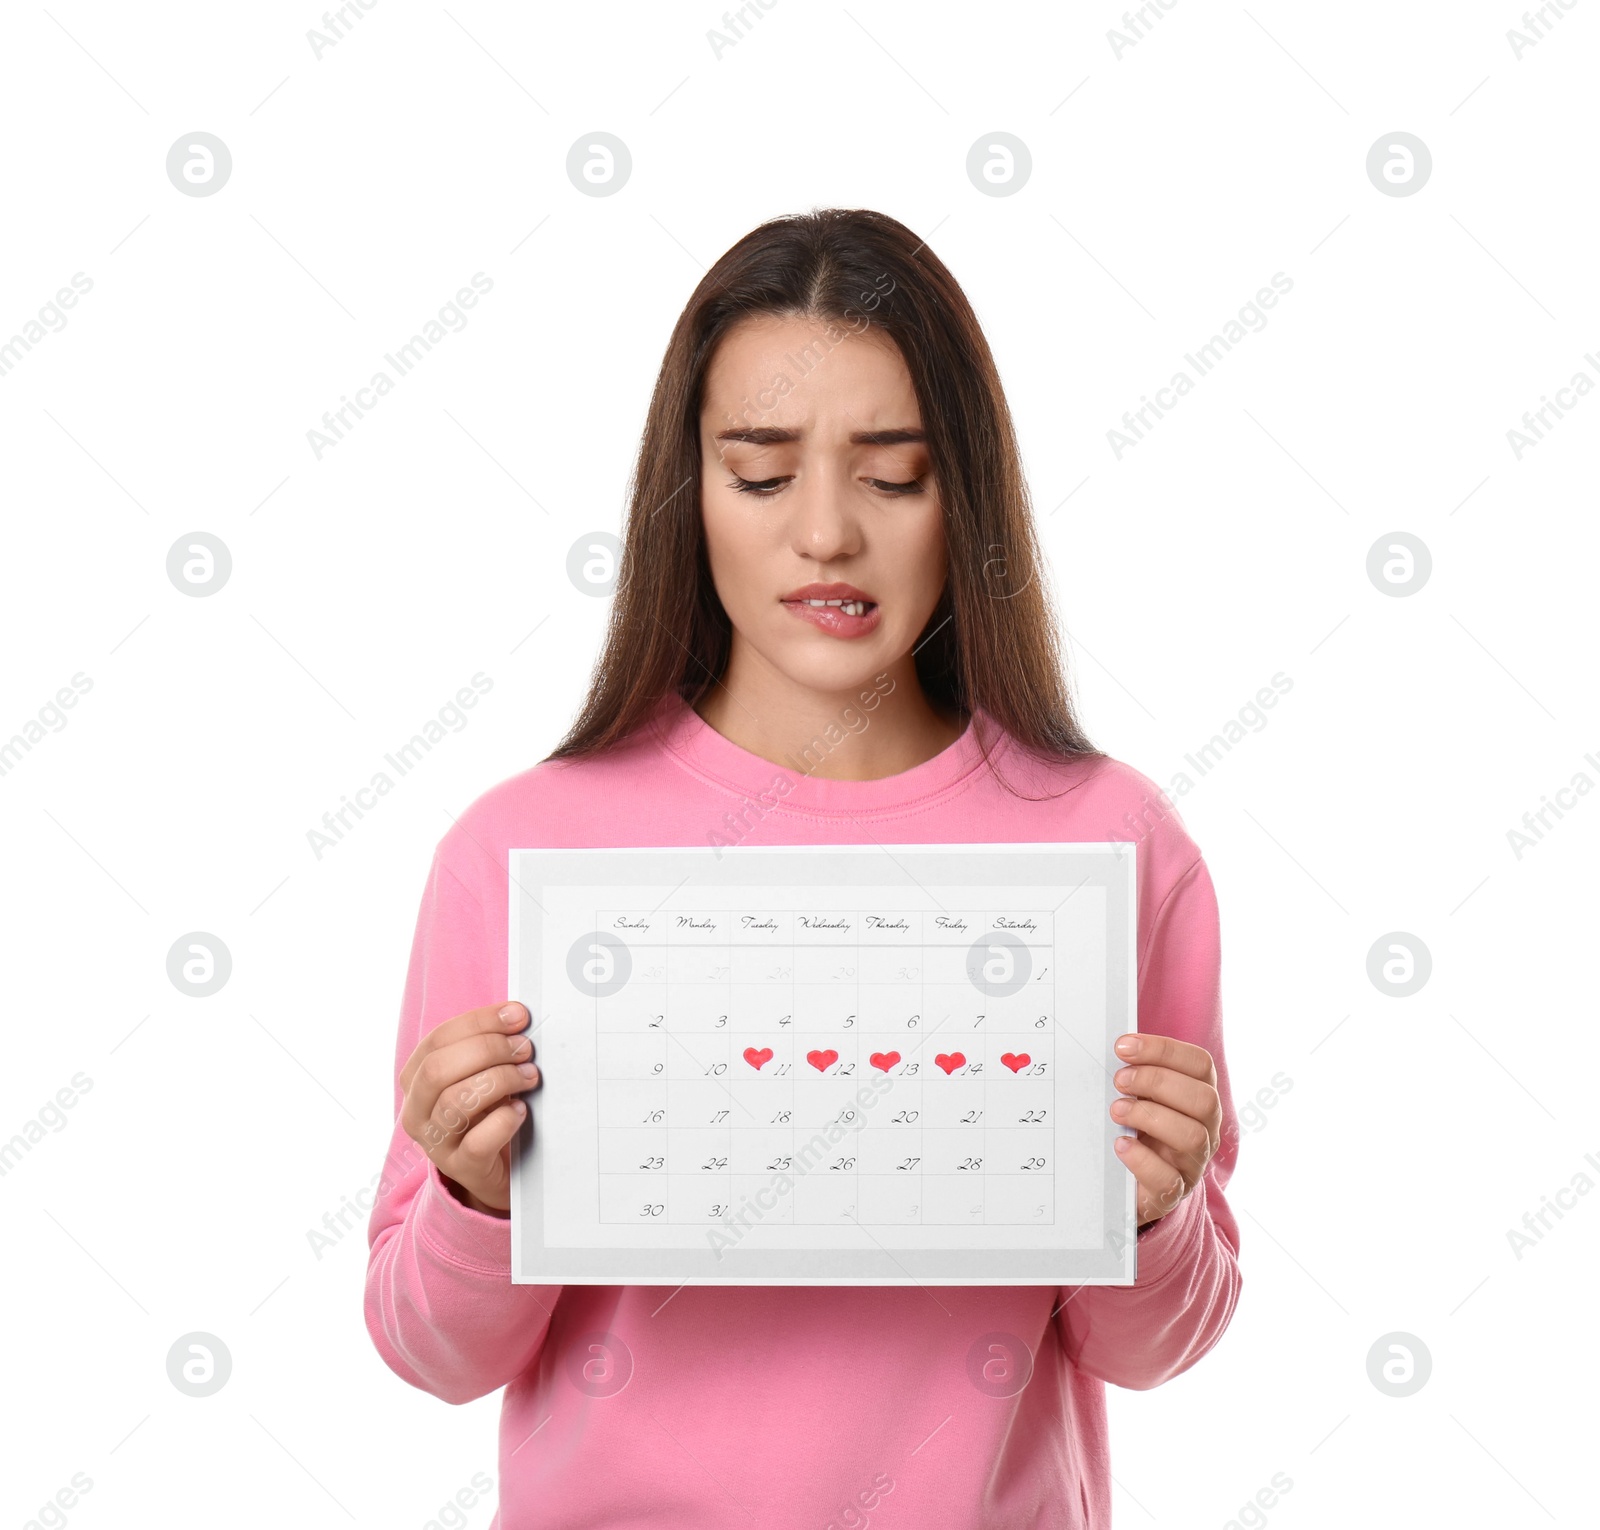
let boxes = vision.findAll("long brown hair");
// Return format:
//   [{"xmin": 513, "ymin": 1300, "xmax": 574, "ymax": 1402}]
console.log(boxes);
[{"xmin": 546, "ymin": 207, "xmax": 1103, "ymax": 775}]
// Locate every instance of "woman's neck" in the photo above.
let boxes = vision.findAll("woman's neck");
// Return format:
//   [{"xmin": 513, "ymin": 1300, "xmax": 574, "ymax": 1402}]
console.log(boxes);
[{"xmin": 692, "ymin": 655, "xmax": 966, "ymax": 782}]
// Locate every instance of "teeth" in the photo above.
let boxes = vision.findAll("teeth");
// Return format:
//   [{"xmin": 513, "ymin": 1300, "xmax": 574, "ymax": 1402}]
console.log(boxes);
[{"xmin": 803, "ymin": 598, "xmax": 871, "ymax": 616}]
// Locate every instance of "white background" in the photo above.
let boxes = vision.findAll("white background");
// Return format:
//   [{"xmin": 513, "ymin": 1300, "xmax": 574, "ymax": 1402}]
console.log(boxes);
[{"xmin": 1, "ymin": 2, "xmax": 1595, "ymax": 1527}]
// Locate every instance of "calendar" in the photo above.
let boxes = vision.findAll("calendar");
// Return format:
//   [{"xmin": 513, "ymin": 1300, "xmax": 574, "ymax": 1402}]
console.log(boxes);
[{"xmin": 507, "ymin": 844, "xmax": 1137, "ymax": 1285}]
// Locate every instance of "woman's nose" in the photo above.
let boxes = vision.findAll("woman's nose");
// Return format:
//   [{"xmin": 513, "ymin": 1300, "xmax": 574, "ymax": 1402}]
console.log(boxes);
[{"xmin": 787, "ymin": 471, "xmax": 863, "ymax": 561}]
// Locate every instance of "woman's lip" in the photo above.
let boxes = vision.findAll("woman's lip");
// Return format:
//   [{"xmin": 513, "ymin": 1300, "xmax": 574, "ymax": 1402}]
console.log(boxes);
[
  {"xmin": 780, "ymin": 599, "xmax": 883, "ymax": 639},
  {"xmin": 781, "ymin": 583, "xmax": 876, "ymax": 602}
]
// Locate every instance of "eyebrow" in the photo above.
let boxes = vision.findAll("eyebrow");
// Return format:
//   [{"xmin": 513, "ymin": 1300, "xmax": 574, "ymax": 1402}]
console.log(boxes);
[{"xmin": 712, "ymin": 426, "xmax": 927, "ymax": 447}]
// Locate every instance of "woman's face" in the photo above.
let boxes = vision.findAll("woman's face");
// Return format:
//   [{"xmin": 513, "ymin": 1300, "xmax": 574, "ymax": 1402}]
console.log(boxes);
[{"xmin": 697, "ymin": 312, "xmax": 948, "ymax": 701}]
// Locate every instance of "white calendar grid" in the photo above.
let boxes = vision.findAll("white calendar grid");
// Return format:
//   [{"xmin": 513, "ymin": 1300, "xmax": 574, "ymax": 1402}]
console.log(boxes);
[
  {"xmin": 588, "ymin": 903, "xmax": 1059, "ymax": 1230},
  {"xmin": 509, "ymin": 844, "xmax": 1136, "ymax": 1286}
]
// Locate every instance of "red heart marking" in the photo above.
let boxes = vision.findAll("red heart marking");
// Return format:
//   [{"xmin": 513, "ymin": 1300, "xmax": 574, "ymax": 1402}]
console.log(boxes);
[
  {"xmin": 869, "ymin": 1051, "xmax": 901, "ymax": 1072},
  {"xmin": 934, "ymin": 1052, "xmax": 966, "ymax": 1075},
  {"xmin": 1001, "ymin": 1052, "xmax": 1031, "ymax": 1073},
  {"xmin": 743, "ymin": 1046, "xmax": 774, "ymax": 1070},
  {"xmin": 806, "ymin": 1048, "xmax": 839, "ymax": 1072}
]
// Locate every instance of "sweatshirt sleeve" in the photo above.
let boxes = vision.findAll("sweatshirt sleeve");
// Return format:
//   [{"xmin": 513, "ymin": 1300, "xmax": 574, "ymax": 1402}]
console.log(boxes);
[
  {"xmin": 363, "ymin": 837, "xmax": 563, "ymax": 1405},
  {"xmin": 1053, "ymin": 853, "xmax": 1242, "ymax": 1391}
]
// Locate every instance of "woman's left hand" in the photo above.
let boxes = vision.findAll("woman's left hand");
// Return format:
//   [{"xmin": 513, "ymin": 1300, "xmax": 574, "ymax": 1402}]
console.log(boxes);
[{"xmin": 1109, "ymin": 1032, "xmax": 1222, "ymax": 1228}]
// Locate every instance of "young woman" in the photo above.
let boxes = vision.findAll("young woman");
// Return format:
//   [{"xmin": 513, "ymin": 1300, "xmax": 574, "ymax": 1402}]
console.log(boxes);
[{"xmin": 365, "ymin": 208, "xmax": 1240, "ymax": 1528}]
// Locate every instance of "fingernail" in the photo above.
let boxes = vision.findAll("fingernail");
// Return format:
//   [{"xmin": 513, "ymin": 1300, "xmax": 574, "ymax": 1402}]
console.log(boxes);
[
  {"xmin": 1114, "ymin": 1067, "xmax": 1133, "ymax": 1088},
  {"xmin": 518, "ymin": 1062, "xmax": 539, "ymax": 1080},
  {"xmin": 1114, "ymin": 1035, "xmax": 1137, "ymax": 1058},
  {"xmin": 1114, "ymin": 1135, "xmax": 1131, "ymax": 1153},
  {"xmin": 499, "ymin": 1004, "xmax": 522, "ymax": 1024}
]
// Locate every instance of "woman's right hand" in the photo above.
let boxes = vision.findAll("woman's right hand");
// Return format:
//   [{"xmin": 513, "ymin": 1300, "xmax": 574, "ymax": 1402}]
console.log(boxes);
[{"xmin": 399, "ymin": 1001, "xmax": 539, "ymax": 1218}]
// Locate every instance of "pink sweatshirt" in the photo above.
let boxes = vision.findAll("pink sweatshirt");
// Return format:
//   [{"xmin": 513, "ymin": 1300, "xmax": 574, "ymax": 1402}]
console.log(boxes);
[{"xmin": 364, "ymin": 695, "xmax": 1242, "ymax": 1529}]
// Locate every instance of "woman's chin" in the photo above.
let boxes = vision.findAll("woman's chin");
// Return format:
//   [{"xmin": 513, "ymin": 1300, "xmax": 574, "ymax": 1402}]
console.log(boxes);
[{"xmin": 764, "ymin": 651, "xmax": 898, "ymax": 703}]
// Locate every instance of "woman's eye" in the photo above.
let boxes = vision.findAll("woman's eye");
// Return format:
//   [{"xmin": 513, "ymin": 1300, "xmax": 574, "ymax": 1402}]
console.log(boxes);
[
  {"xmin": 727, "ymin": 475, "xmax": 924, "ymax": 496},
  {"xmin": 869, "ymin": 478, "xmax": 924, "ymax": 495},
  {"xmin": 728, "ymin": 475, "xmax": 787, "ymax": 496}
]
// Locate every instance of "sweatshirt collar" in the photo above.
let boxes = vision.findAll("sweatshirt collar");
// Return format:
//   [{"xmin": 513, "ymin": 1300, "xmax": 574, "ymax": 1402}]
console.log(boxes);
[{"xmin": 647, "ymin": 691, "xmax": 1006, "ymax": 818}]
